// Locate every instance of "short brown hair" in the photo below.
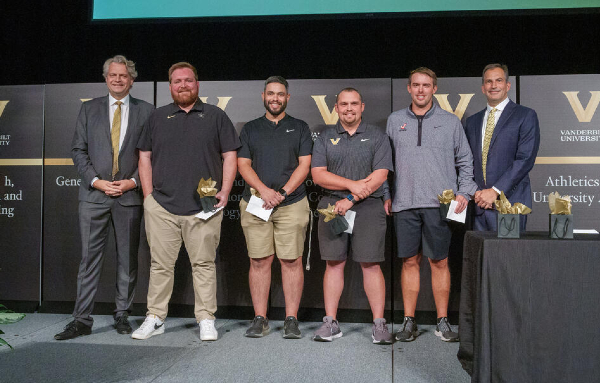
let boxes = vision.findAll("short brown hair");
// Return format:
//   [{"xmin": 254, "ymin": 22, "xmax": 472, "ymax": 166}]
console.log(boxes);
[
  {"xmin": 482, "ymin": 63, "xmax": 509, "ymax": 83},
  {"xmin": 335, "ymin": 87, "xmax": 363, "ymax": 103},
  {"xmin": 408, "ymin": 67, "xmax": 437, "ymax": 87},
  {"xmin": 168, "ymin": 62, "xmax": 198, "ymax": 83}
]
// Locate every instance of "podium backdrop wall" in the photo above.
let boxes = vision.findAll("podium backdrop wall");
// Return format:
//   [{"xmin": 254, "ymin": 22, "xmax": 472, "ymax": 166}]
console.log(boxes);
[{"xmin": 1, "ymin": 75, "xmax": 598, "ymax": 316}]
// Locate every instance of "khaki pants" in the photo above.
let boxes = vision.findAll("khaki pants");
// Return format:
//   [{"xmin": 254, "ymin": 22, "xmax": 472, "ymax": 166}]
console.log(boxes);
[{"xmin": 144, "ymin": 194, "xmax": 223, "ymax": 322}]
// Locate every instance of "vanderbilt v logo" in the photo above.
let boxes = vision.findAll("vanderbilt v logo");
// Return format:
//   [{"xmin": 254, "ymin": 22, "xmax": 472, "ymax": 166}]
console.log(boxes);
[
  {"xmin": 200, "ymin": 97, "xmax": 232, "ymax": 111},
  {"xmin": 0, "ymin": 101, "xmax": 9, "ymax": 117},
  {"xmin": 330, "ymin": 138, "xmax": 340, "ymax": 145},
  {"xmin": 312, "ymin": 96, "xmax": 338, "ymax": 125},
  {"xmin": 563, "ymin": 91, "xmax": 600, "ymax": 122},
  {"xmin": 434, "ymin": 94, "xmax": 474, "ymax": 120}
]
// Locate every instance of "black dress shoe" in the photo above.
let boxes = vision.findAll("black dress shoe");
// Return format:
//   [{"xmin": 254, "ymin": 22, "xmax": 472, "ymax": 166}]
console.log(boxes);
[
  {"xmin": 114, "ymin": 314, "xmax": 132, "ymax": 334},
  {"xmin": 54, "ymin": 320, "xmax": 92, "ymax": 340}
]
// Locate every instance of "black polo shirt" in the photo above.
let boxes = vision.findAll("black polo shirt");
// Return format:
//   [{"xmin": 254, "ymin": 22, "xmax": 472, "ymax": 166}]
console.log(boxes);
[
  {"xmin": 238, "ymin": 114, "xmax": 312, "ymax": 207},
  {"xmin": 311, "ymin": 121, "xmax": 392, "ymax": 199},
  {"xmin": 137, "ymin": 99, "xmax": 241, "ymax": 215}
]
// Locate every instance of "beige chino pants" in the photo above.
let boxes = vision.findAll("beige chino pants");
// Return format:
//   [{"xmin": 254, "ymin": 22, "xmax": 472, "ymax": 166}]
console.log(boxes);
[{"xmin": 144, "ymin": 194, "xmax": 222, "ymax": 322}]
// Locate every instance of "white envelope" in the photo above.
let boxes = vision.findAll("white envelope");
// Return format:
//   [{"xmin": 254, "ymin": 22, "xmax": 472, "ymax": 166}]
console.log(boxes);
[
  {"xmin": 446, "ymin": 200, "xmax": 466, "ymax": 223},
  {"xmin": 195, "ymin": 206, "xmax": 224, "ymax": 220},
  {"xmin": 245, "ymin": 195, "xmax": 273, "ymax": 221},
  {"xmin": 343, "ymin": 210, "xmax": 356, "ymax": 234}
]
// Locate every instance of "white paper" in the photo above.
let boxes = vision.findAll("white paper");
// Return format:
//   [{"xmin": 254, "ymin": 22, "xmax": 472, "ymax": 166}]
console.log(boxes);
[
  {"xmin": 195, "ymin": 206, "xmax": 224, "ymax": 220},
  {"xmin": 446, "ymin": 200, "xmax": 466, "ymax": 223},
  {"xmin": 245, "ymin": 195, "xmax": 273, "ymax": 221},
  {"xmin": 343, "ymin": 210, "xmax": 356, "ymax": 234},
  {"xmin": 573, "ymin": 229, "xmax": 599, "ymax": 234}
]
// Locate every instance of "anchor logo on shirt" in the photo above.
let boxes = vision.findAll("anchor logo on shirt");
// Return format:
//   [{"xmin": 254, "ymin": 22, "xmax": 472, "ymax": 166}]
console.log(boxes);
[{"xmin": 330, "ymin": 138, "xmax": 341, "ymax": 145}]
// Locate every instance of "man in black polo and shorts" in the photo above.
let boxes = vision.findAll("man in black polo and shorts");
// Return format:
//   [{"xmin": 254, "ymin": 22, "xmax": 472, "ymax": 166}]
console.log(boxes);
[
  {"xmin": 385, "ymin": 67, "xmax": 477, "ymax": 342},
  {"xmin": 238, "ymin": 76, "xmax": 312, "ymax": 339},
  {"xmin": 311, "ymin": 87, "xmax": 393, "ymax": 344}
]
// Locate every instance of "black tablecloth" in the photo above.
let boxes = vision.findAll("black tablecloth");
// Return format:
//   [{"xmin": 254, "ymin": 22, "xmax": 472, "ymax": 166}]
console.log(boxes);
[{"xmin": 458, "ymin": 231, "xmax": 600, "ymax": 383}]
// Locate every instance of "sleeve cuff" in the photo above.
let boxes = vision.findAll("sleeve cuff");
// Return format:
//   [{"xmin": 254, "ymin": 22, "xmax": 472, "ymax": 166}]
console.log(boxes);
[{"xmin": 91, "ymin": 177, "xmax": 99, "ymax": 188}]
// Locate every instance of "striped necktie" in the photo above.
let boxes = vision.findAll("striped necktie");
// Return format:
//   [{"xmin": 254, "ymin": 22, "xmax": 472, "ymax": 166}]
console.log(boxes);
[
  {"xmin": 111, "ymin": 101, "xmax": 122, "ymax": 179},
  {"xmin": 482, "ymin": 107, "xmax": 497, "ymax": 184}
]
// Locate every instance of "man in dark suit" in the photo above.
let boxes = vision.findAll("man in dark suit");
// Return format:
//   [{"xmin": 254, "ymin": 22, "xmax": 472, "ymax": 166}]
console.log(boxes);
[
  {"xmin": 55, "ymin": 55, "xmax": 154, "ymax": 340},
  {"xmin": 464, "ymin": 63, "xmax": 540, "ymax": 231}
]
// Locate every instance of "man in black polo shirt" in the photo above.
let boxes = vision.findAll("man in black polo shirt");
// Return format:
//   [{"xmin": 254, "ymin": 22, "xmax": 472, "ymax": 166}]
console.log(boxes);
[
  {"xmin": 132, "ymin": 62, "xmax": 240, "ymax": 341},
  {"xmin": 238, "ymin": 76, "xmax": 312, "ymax": 339},
  {"xmin": 311, "ymin": 88, "xmax": 394, "ymax": 344}
]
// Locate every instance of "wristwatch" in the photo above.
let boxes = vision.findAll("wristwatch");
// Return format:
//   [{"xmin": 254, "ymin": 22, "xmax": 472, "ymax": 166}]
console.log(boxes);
[
  {"xmin": 279, "ymin": 188, "xmax": 288, "ymax": 198},
  {"xmin": 346, "ymin": 194, "xmax": 355, "ymax": 203}
]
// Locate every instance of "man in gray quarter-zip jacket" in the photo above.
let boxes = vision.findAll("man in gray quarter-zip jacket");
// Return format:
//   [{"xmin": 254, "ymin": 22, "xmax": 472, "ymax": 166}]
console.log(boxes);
[{"xmin": 385, "ymin": 67, "xmax": 477, "ymax": 343}]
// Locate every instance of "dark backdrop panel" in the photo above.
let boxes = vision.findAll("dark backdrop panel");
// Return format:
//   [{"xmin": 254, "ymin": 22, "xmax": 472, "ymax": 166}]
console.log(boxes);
[
  {"xmin": 0, "ymin": 85, "xmax": 44, "ymax": 301},
  {"xmin": 42, "ymin": 83, "xmax": 154, "ymax": 303},
  {"xmin": 521, "ymin": 75, "xmax": 600, "ymax": 231},
  {"xmin": 3, "ymin": 2, "xmax": 600, "ymax": 85},
  {"xmin": 390, "ymin": 77, "xmax": 516, "ymax": 312}
]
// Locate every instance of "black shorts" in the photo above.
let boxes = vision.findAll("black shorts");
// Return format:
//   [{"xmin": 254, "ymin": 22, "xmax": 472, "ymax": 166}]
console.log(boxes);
[
  {"xmin": 317, "ymin": 196, "xmax": 386, "ymax": 263},
  {"xmin": 393, "ymin": 208, "xmax": 451, "ymax": 260}
]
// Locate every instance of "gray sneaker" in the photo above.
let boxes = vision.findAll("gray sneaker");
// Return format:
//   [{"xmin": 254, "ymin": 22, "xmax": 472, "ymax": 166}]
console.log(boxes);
[
  {"xmin": 435, "ymin": 317, "xmax": 459, "ymax": 342},
  {"xmin": 283, "ymin": 316, "xmax": 301, "ymax": 339},
  {"xmin": 395, "ymin": 316, "xmax": 419, "ymax": 342},
  {"xmin": 313, "ymin": 316, "xmax": 342, "ymax": 342},
  {"xmin": 245, "ymin": 316, "xmax": 269, "ymax": 338},
  {"xmin": 372, "ymin": 318, "xmax": 393, "ymax": 344}
]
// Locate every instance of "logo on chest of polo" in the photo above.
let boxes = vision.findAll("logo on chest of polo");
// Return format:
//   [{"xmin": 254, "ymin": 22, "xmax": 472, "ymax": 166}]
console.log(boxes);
[
  {"xmin": 399, "ymin": 123, "xmax": 407, "ymax": 131},
  {"xmin": 330, "ymin": 138, "xmax": 340, "ymax": 145}
]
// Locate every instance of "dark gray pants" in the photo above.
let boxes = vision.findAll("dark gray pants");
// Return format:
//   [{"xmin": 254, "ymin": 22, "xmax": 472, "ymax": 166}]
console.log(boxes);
[{"xmin": 73, "ymin": 199, "xmax": 142, "ymax": 327}]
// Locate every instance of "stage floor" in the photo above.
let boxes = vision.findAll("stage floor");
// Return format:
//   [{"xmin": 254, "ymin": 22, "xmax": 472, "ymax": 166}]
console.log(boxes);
[{"xmin": 0, "ymin": 314, "xmax": 469, "ymax": 383}]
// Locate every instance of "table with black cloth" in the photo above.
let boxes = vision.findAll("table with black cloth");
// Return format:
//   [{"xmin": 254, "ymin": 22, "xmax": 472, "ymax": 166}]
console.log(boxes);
[{"xmin": 457, "ymin": 231, "xmax": 600, "ymax": 383}]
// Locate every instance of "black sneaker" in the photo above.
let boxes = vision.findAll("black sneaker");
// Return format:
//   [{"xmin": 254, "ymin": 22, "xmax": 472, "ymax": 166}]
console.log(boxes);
[
  {"xmin": 283, "ymin": 316, "xmax": 301, "ymax": 339},
  {"xmin": 245, "ymin": 316, "xmax": 269, "ymax": 338},
  {"xmin": 435, "ymin": 317, "xmax": 459, "ymax": 342},
  {"xmin": 114, "ymin": 313, "xmax": 132, "ymax": 334},
  {"xmin": 54, "ymin": 320, "xmax": 92, "ymax": 340},
  {"xmin": 395, "ymin": 316, "xmax": 419, "ymax": 342}
]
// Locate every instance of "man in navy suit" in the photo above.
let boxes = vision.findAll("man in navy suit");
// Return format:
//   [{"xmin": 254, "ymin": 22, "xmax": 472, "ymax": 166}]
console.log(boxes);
[
  {"xmin": 464, "ymin": 63, "xmax": 540, "ymax": 231},
  {"xmin": 55, "ymin": 55, "xmax": 154, "ymax": 340}
]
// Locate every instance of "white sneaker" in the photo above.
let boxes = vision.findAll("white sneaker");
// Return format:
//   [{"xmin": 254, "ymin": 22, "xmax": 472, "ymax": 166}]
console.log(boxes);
[
  {"xmin": 199, "ymin": 319, "xmax": 218, "ymax": 341},
  {"xmin": 131, "ymin": 315, "xmax": 165, "ymax": 340}
]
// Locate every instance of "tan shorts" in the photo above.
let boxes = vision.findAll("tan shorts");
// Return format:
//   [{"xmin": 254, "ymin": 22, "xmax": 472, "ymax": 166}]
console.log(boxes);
[{"xmin": 240, "ymin": 197, "xmax": 310, "ymax": 260}]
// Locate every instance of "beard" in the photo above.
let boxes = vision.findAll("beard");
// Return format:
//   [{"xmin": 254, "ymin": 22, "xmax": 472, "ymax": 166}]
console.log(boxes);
[
  {"xmin": 171, "ymin": 87, "xmax": 198, "ymax": 108},
  {"xmin": 264, "ymin": 98, "xmax": 287, "ymax": 116}
]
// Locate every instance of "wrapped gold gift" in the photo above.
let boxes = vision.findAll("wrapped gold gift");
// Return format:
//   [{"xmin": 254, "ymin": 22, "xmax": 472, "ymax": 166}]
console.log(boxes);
[
  {"xmin": 317, "ymin": 203, "xmax": 348, "ymax": 235},
  {"xmin": 197, "ymin": 178, "xmax": 218, "ymax": 213},
  {"xmin": 494, "ymin": 192, "xmax": 532, "ymax": 215},
  {"xmin": 548, "ymin": 191, "xmax": 573, "ymax": 239},
  {"xmin": 437, "ymin": 189, "xmax": 455, "ymax": 222},
  {"xmin": 495, "ymin": 192, "xmax": 531, "ymax": 238}
]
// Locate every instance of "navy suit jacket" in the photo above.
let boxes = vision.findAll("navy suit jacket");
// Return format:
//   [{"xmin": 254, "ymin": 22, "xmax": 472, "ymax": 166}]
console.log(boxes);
[
  {"xmin": 464, "ymin": 100, "xmax": 540, "ymax": 215},
  {"xmin": 71, "ymin": 95, "xmax": 154, "ymax": 206}
]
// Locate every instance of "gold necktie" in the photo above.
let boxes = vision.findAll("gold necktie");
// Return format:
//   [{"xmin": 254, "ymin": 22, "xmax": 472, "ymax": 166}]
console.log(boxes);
[
  {"xmin": 482, "ymin": 107, "xmax": 497, "ymax": 184},
  {"xmin": 111, "ymin": 101, "xmax": 122, "ymax": 179}
]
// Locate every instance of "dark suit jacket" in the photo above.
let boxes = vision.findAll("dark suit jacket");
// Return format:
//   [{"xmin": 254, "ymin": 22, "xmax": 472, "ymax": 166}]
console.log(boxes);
[
  {"xmin": 71, "ymin": 95, "xmax": 154, "ymax": 206},
  {"xmin": 464, "ymin": 100, "xmax": 540, "ymax": 215}
]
